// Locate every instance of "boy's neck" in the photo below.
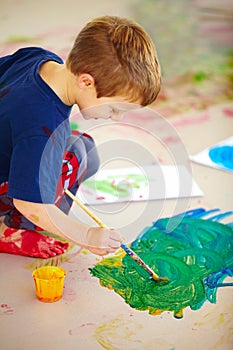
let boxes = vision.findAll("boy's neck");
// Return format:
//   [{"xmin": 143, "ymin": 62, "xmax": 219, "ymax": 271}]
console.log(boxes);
[{"xmin": 39, "ymin": 61, "xmax": 75, "ymax": 106}]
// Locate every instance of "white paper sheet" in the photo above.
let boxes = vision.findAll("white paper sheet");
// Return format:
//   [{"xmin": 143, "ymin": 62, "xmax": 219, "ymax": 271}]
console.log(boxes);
[{"xmin": 78, "ymin": 165, "xmax": 203, "ymax": 205}]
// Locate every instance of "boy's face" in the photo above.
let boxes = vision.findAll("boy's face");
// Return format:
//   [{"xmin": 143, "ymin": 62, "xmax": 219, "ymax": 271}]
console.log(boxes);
[{"xmin": 79, "ymin": 96, "xmax": 141, "ymax": 121}]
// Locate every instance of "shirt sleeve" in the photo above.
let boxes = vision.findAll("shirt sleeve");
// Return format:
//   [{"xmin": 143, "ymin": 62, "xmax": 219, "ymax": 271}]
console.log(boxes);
[{"xmin": 8, "ymin": 135, "xmax": 64, "ymax": 203}]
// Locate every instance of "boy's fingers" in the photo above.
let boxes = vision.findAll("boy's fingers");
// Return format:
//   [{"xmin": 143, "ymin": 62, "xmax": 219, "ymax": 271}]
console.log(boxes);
[
  {"xmin": 109, "ymin": 229, "xmax": 123, "ymax": 242},
  {"xmin": 108, "ymin": 241, "xmax": 121, "ymax": 249}
]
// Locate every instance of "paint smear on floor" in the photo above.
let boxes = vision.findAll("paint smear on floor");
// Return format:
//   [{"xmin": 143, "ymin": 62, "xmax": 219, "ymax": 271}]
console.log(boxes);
[{"xmin": 90, "ymin": 209, "xmax": 233, "ymax": 318}]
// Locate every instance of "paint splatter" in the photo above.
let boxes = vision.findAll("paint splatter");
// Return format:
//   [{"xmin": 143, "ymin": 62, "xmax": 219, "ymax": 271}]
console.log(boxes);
[
  {"xmin": 70, "ymin": 121, "xmax": 79, "ymax": 130},
  {"xmin": 172, "ymin": 112, "xmax": 210, "ymax": 128},
  {"xmin": 0, "ymin": 81, "xmax": 11, "ymax": 99},
  {"xmin": 0, "ymin": 304, "xmax": 14, "ymax": 315},
  {"xmin": 41, "ymin": 126, "xmax": 56, "ymax": 144},
  {"xmin": 62, "ymin": 286, "xmax": 77, "ymax": 302},
  {"xmin": 6, "ymin": 35, "xmax": 38, "ymax": 43},
  {"xmin": 96, "ymin": 196, "xmax": 105, "ymax": 201},
  {"xmin": 90, "ymin": 209, "xmax": 233, "ymax": 318},
  {"xmin": 209, "ymin": 145, "xmax": 233, "ymax": 170},
  {"xmin": 69, "ymin": 322, "xmax": 96, "ymax": 336},
  {"xmin": 223, "ymin": 108, "xmax": 233, "ymax": 118}
]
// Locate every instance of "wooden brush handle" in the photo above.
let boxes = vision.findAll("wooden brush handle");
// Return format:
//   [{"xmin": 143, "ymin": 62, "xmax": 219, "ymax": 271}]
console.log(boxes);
[{"xmin": 64, "ymin": 189, "xmax": 108, "ymax": 228}]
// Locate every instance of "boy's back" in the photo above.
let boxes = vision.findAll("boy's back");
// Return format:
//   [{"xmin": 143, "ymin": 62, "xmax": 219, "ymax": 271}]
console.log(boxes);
[{"xmin": 0, "ymin": 47, "xmax": 72, "ymax": 203}]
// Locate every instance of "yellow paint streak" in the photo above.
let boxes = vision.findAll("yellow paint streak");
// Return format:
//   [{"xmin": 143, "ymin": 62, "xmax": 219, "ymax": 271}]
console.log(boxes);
[
  {"xmin": 106, "ymin": 284, "xmax": 114, "ymax": 290},
  {"xmin": 194, "ymin": 311, "xmax": 230, "ymax": 330},
  {"xmin": 29, "ymin": 214, "xmax": 40, "ymax": 224},
  {"xmin": 149, "ymin": 308, "xmax": 163, "ymax": 316},
  {"xmin": 174, "ymin": 309, "xmax": 184, "ymax": 318},
  {"xmin": 97, "ymin": 251, "xmax": 125, "ymax": 268},
  {"xmin": 209, "ymin": 334, "xmax": 233, "ymax": 350},
  {"xmin": 94, "ymin": 317, "xmax": 142, "ymax": 350}
]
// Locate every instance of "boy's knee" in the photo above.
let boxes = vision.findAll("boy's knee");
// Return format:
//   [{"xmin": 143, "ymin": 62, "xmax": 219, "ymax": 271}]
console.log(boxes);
[
  {"xmin": 85, "ymin": 146, "xmax": 100, "ymax": 180},
  {"xmin": 66, "ymin": 133, "xmax": 100, "ymax": 180}
]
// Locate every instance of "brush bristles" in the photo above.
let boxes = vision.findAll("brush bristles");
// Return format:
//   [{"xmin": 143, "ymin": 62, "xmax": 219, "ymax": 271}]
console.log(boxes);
[{"xmin": 151, "ymin": 274, "xmax": 169, "ymax": 284}]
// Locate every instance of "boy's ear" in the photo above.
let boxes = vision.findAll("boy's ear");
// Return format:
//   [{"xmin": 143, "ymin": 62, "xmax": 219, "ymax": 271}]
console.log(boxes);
[{"xmin": 77, "ymin": 73, "xmax": 95, "ymax": 89}]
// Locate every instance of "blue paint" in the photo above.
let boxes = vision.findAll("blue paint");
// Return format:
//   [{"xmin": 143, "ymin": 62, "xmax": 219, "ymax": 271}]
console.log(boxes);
[{"xmin": 209, "ymin": 145, "xmax": 233, "ymax": 170}]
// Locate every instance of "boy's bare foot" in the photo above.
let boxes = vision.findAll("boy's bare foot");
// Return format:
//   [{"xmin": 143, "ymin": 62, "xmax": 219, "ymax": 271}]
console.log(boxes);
[{"xmin": 0, "ymin": 222, "xmax": 69, "ymax": 258}]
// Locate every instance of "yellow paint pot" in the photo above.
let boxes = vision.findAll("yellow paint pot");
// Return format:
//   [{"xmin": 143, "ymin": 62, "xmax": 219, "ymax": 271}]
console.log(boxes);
[{"xmin": 32, "ymin": 266, "xmax": 66, "ymax": 302}]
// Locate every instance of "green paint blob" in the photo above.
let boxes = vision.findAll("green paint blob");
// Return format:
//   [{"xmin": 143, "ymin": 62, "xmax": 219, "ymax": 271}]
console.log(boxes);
[
  {"xmin": 193, "ymin": 71, "xmax": 209, "ymax": 83},
  {"xmin": 70, "ymin": 121, "xmax": 79, "ymax": 130},
  {"xmin": 90, "ymin": 216, "xmax": 233, "ymax": 318},
  {"xmin": 84, "ymin": 174, "xmax": 147, "ymax": 198},
  {"xmin": 6, "ymin": 35, "xmax": 37, "ymax": 43}
]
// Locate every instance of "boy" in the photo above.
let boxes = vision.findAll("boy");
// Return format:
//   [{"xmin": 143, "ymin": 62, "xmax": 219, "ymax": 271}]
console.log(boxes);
[{"xmin": 0, "ymin": 16, "xmax": 161, "ymax": 258}]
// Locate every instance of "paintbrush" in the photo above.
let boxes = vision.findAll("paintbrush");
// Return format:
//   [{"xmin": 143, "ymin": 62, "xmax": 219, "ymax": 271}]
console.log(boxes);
[{"xmin": 65, "ymin": 188, "xmax": 168, "ymax": 283}]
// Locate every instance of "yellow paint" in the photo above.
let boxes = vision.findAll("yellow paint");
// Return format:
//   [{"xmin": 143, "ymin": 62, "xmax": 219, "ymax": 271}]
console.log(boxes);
[
  {"xmin": 100, "ymin": 280, "xmax": 114, "ymax": 290},
  {"xmin": 94, "ymin": 317, "xmax": 142, "ymax": 350},
  {"xmin": 149, "ymin": 308, "xmax": 163, "ymax": 316},
  {"xmin": 194, "ymin": 310, "xmax": 231, "ymax": 331},
  {"xmin": 106, "ymin": 284, "xmax": 114, "ymax": 290},
  {"xmin": 24, "ymin": 260, "xmax": 38, "ymax": 270},
  {"xmin": 29, "ymin": 214, "xmax": 40, "ymax": 223},
  {"xmin": 210, "ymin": 334, "xmax": 233, "ymax": 350},
  {"xmin": 174, "ymin": 309, "xmax": 184, "ymax": 318},
  {"xmin": 98, "ymin": 251, "xmax": 125, "ymax": 268},
  {"xmin": 32, "ymin": 266, "xmax": 66, "ymax": 302}
]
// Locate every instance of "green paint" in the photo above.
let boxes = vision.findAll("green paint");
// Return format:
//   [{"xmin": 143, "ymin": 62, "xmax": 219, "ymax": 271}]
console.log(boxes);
[
  {"xmin": 193, "ymin": 71, "xmax": 209, "ymax": 83},
  {"xmin": 6, "ymin": 35, "xmax": 38, "ymax": 43},
  {"xmin": 70, "ymin": 121, "xmax": 79, "ymax": 130},
  {"xmin": 90, "ymin": 217, "xmax": 233, "ymax": 318},
  {"xmin": 107, "ymin": 174, "xmax": 146, "ymax": 182},
  {"xmin": 84, "ymin": 174, "xmax": 147, "ymax": 198}
]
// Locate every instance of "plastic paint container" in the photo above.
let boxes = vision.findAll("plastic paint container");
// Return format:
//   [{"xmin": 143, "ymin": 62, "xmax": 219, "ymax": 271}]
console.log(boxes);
[{"xmin": 32, "ymin": 266, "xmax": 66, "ymax": 302}]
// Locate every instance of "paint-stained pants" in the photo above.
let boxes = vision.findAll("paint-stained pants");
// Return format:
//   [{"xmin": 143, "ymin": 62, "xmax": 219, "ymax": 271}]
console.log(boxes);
[{"xmin": 0, "ymin": 131, "xmax": 99, "ymax": 230}]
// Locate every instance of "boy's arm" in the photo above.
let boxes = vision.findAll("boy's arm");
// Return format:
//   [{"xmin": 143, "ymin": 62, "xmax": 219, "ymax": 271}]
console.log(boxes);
[{"xmin": 13, "ymin": 198, "xmax": 122, "ymax": 256}]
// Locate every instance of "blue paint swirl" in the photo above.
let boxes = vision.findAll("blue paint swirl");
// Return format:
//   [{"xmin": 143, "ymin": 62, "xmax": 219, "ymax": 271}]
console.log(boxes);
[{"xmin": 209, "ymin": 145, "xmax": 233, "ymax": 170}]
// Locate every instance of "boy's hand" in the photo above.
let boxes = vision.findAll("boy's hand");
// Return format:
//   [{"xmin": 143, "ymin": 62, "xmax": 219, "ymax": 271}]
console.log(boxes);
[{"xmin": 85, "ymin": 227, "xmax": 122, "ymax": 256}]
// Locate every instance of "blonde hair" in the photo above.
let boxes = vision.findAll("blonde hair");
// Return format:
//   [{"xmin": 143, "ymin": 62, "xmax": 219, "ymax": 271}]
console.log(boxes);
[{"xmin": 67, "ymin": 16, "xmax": 161, "ymax": 106}]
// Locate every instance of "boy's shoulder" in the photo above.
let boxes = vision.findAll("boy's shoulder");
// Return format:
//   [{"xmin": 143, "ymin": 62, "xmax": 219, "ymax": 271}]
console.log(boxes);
[
  {"xmin": 0, "ymin": 47, "xmax": 63, "ymax": 75},
  {"xmin": 1, "ymin": 47, "xmax": 62, "ymax": 65},
  {"xmin": 0, "ymin": 47, "xmax": 64, "ymax": 90}
]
